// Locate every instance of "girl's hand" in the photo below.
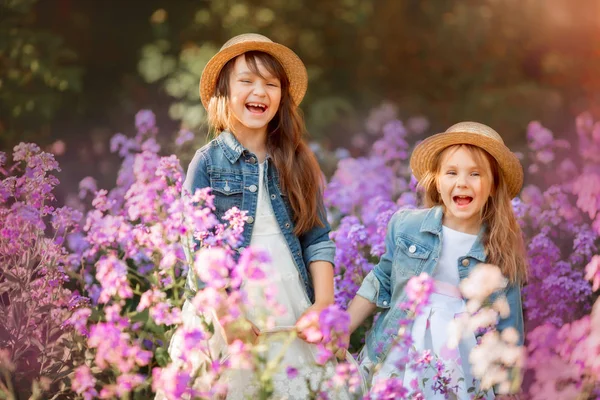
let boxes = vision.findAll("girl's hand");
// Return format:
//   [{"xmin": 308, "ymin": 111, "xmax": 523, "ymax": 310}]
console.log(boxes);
[
  {"xmin": 295, "ymin": 301, "xmax": 331, "ymax": 342},
  {"xmin": 223, "ymin": 318, "xmax": 260, "ymax": 345}
]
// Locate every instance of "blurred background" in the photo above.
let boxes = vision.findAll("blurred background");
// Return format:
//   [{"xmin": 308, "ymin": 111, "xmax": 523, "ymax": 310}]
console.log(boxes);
[{"xmin": 2, "ymin": 0, "xmax": 600, "ymax": 196}]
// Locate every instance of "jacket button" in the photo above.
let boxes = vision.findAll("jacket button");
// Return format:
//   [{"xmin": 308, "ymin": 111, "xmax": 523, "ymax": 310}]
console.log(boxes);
[
  {"xmin": 237, "ymin": 247, "xmax": 245, "ymax": 253},
  {"xmin": 285, "ymin": 222, "xmax": 291, "ymax": 229},
  {"xmin": 248, "ymin": 157, "xmax": 257, "ymax": 164},
  {"xmin": 248, "ymin": 184, "xmax": 258, "ymax": 192},
  {"xmin": 408, "ymin": 245, "xmax": 416, "ymax": 253},
  {"xmin": 247, "ymin": 216, "xmax": 254, "ymax": 224},
  {"xmin": 382, "ymin": 301, "xmax": 388, "ymax": 306},
  {"xmin": 461, "ymin": 259, "xmax": 470, "ymax": 267},
  {"xmin": 270, "ymin": 194, "xmax": 276, "ymax": 200}
]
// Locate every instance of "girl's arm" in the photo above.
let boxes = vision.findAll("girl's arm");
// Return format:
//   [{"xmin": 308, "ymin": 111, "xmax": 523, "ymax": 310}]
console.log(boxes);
[
  {"xmin": 296, "ymin": 260, "xmax": 335, "ymax": 341},
  {"xmin": 346, "ymin": 295, "xmax": 377, "ymax": 334},
  {"xmin": 309, "ymin": 260, "xmax": 335, "ymax": 306}
]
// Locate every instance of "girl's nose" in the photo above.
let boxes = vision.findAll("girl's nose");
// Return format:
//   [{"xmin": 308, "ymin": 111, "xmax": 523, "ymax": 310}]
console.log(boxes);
[{"xmin": 253, "ymin": 82, "xmax": 267, "ymax": 97}]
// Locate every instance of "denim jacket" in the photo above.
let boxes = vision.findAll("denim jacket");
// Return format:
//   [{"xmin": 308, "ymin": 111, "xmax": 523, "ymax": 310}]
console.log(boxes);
[
  {"xmin": 357, "ymin": 206, "xmax": 525, "ymax": 363},
  {"xmin": 183, "ymin": 131, "xmax": 336, "ymax": 303}
]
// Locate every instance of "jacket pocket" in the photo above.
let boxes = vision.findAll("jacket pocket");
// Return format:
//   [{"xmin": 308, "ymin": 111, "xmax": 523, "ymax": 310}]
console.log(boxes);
[
  {"xmin": 394, "ymin": 234, "xmax": 432, "ymax": 276},
  {"xmin": 209, "ymin": 173, "xmax": 243, "ymax": 218}
]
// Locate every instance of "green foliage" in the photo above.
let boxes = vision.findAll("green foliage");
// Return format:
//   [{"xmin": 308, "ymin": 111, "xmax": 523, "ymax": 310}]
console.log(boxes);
[
  {"xmin": 137, "ymin": 0, "xmax": 373, "ymax": 139},
  {"xmin": 0, "ymin": 0, "xmax": 82, "ymax": 149},
  {"xmin": 137, "ymin": 0, "xmax": 600, "ymax": 149}
]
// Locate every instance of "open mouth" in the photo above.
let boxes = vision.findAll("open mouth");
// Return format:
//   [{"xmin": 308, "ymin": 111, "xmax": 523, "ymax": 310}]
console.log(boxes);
[
  {"xmin": 453, "ymin": 195, "xmax": 473, "ymax": 206},
  {"xmin": 245, "ymin": 102, "xmax": 268, "ymax": 114}
]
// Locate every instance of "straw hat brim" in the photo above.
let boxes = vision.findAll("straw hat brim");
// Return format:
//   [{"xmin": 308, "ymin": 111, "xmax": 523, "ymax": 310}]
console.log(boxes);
[
  {"xmin": 199, "ymin": 41, "xmax": 308, "ymax": 109},
  {"xmin": 410, "ymin": 131, "xmax": 524, "ymax": 198}
]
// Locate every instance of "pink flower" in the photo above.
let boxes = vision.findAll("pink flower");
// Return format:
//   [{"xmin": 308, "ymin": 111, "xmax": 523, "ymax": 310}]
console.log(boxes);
[
  {"xmin": 194, "ymin": 248, "xmax": 233, "ymax": 289},
  {"xmin": 152, "ymin": 365, "xmax": 191, "ymax": 400},
  {"xmin": 71, "ymin": 365, "xmax": 98, "ymax": 400},
  {"xmin": 295, "ymin": 311, "xmax": 323, "ymax": 343},
  {"xmin": 135, "ymin": 109, "xmax": 157, "ymax": 135},
  {"xmin": 227, "ymin": 340, "xmax": 253, "ymax": 370},
  {"xmin": 95, "ymin": 254, "xmax": 133, "ymax": 303},
  {"xmin": 137, "ymin": 289, "xmax": 167, "ymax": 312},
  {"xmin": 405, "ymin": 273, "xmax": 434, "ymax": 313},
  {"xmin": 65, "ymin": 307, "xmax": 92, "ymax": 336},
  {"xmin": 115, "ymin": 373, "xmax": 145, "ymax": 395},
  {"xmin": 78, "ymin": 176, "xmax": 98, "ymax": 199},
  {"xmin": 175, "ymin": 129, "xmax": 194, "ymax": 146}
]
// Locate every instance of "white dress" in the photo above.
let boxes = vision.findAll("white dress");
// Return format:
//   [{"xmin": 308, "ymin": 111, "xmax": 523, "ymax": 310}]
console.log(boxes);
[
  {"xmin": 363, "ymin": 226, "xmax": 494, "ymax": 399},
  {"xmin": 168, "ymin": 162, "xmax": 357, "ymax": 400}
]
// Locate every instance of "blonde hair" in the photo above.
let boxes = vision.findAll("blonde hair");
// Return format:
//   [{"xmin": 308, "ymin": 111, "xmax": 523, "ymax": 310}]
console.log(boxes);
[
  {"xmin": 418, "ymin": 144, "xmax": 528, "ymax": 284},
  {"xmin": 207, "ymin": 51, "xmax": 324, "ymax": 235}
]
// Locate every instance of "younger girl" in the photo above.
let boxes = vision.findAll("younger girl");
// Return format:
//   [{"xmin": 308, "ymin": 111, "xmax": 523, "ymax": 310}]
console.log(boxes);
[
  {"xmin": 170, "ymin": 34, "xmax": 344, "ymax": 399},
  {"xmin": 347, "ymin": 122, "xmax": 528, "ymax": 398}
]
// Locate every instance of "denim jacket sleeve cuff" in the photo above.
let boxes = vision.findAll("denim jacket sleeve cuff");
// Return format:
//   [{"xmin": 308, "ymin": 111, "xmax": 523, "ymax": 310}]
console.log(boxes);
[
  {"xmin": 303, "ymin": 239, "xmax": 336, "ymax": 266},
  {"xmin": 357, "ymin": 271, "xmax": 391, "ymax": 309}
]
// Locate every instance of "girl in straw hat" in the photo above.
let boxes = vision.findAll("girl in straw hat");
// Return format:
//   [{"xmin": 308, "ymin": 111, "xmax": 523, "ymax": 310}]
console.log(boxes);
[
  {"xmin": 167, "ymin": 33, "xmax": 358, "ymax": 399},
  {"xmin": 344, "ymin": 122, "xmax": 528, "ymax": 398}
]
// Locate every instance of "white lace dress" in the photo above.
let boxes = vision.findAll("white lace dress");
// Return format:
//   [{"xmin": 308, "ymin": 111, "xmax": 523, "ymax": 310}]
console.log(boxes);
[
  {"xmin": 361, "ymin": 226, "xmax": 494, "ymax": 399},
  {"xmin": 169, "ymin": 162, "xmax": 355, "ymax": 400},
  {"xmin": 226, "ymin": 161, "xmax": 332, "ymax": 399}
]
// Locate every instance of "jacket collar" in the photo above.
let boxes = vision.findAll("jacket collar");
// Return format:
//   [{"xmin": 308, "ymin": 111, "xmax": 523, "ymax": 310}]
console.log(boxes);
[
  {"xmin": 420, "ymin": 205, "xmax": 487, "ymax": 262},
  {"xmin": 216, "ymin": 130, "xmax": 272, "ymax": 164},
  {"xmin": 216, "ymin": 130, "xmax": 245, "ymax": 164}
]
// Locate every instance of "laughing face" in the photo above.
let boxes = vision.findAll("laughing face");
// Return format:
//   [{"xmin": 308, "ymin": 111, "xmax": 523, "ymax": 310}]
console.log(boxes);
[
  {"xmin": 227, "ymin": 54, "xmax": 282, "ymax": 137},
  {"xmin": 436, "ymin": 145, "xmax": 494, "ymax": 233}
]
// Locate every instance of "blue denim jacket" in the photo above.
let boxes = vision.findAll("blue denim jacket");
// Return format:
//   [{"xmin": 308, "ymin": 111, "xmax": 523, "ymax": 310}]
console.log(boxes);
[
  {"xmin": 183, "ymin": 131, "xmax": 336, "ymax": 303},
  {"xmin": 357, "ymin": 206, "xmax": 525, "ymax": 363}
]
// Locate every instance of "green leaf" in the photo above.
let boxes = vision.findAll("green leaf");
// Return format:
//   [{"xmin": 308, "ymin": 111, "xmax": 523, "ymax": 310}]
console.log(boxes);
[{"xmin": 155, "ymin": 346, "xmax": 170, "ymax": 367}]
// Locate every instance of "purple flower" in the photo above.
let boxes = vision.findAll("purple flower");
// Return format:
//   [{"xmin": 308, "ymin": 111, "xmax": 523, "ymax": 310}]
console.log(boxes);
[
  {"xmin": 95, "ymin": 254, "xmax": 133, "ymax": 303},
  {"xmin": 64, "ymin": 307, "xmax": 92, "ymax": 336},
  {"xmin": 286, "ymin": 366, "xmax": 298, "ymax": 379},
  {"xmin": 72, "ymin": 365, "xmax": 98, "ymax": 400},
  {"xmin": 79, "ymin": 176, "xmax": 98, "ymax": 199},
  {"xmin": 135, "ymin": 109, "xmax": 157, "ymax": 135},
  {"xmin": 404, "ymin": 273, "xmax": 434, "ymax": 313},
  {"xmin": 175, "ymin": 129, "xmax": 195, "ymax": 146},
  {"xmin": 367, "ymin": 377, "xmax": 408, "ymax": 399},
  {"xmin": 152, "ymin": 365, "xmax": 192, "ymax": 400}
]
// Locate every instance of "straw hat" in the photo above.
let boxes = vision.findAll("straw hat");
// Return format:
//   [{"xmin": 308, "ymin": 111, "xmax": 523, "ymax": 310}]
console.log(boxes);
[
  {"xmin": 199, "ymin": 33, "xmax": 308, "ymax": 109},
  {"xmin": 410, "ymin": 121, "xmax": 523, "ymax": 198}
]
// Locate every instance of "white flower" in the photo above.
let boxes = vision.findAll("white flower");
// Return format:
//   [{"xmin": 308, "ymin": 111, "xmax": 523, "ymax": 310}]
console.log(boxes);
[
  {"xmin": 493, "ymin": 296, "xmax": 511, "ymax": 319},
  {"xmin": 501, "ymin": 327, "xmax": 520, "ymax": 345},
  {"xmin": 467, "ymin": 308, "xmax": 499, "ymax": 332},
  {"xmin": 460, "ymin": 263, "xmax": 508, "ymax": 302}
]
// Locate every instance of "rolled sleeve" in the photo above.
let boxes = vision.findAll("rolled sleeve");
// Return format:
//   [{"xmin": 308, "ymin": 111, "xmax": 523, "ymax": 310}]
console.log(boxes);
[
  {"xmin": 357, "ymin": 210, "xmax": 405, "ymax": 309},
  {"xmin": 300, "ymin": 195, "xmax": 335, "ymax": 267},
  {"xmin": 303, "ymin": 238, "xmax": 336, "ymax": 266},
  {"xmin": 356, "ymin": 271, "xmax": 391, "ymax": 308}
]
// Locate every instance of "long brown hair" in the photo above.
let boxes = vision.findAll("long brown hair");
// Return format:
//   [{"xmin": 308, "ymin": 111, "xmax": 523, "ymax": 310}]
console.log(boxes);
[
  {"xmin": 207, "ymin": 51, "xmax": 324, "ymax": 235},
  {"xmin": 417, "ymin": 144, "xmax": 528, "ymax": 284}
]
